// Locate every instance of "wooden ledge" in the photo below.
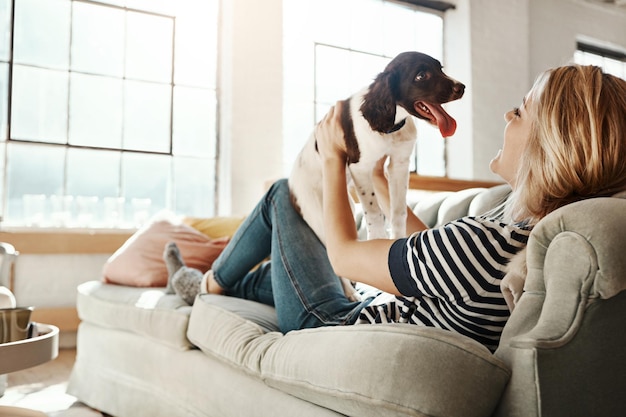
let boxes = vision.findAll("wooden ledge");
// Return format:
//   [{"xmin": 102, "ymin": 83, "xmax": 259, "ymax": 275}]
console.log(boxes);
[
  {"xmin": 0, "ymin": 229, "xmax": 134, "ymax": 255},
  {"xmin": 409, "ymin": 174, "xmax": 504, "ymax": 192}
]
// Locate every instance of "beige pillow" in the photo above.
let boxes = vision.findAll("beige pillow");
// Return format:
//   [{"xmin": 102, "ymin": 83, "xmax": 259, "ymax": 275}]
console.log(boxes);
[{"xmin": 183, "ymin": 215, "xmax": 245, "ymax": 239}]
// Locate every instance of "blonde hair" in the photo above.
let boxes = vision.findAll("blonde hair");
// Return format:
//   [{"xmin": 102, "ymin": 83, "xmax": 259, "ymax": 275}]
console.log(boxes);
[{"xmin": 506, "ymin": 65, "xmax": 626, "ymax": 224}]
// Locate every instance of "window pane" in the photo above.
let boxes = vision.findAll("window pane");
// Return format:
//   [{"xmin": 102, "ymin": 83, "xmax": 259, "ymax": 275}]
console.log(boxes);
[
  {"xmin": 126, "ymin": 0, "xmax": 174, "ymax": 15},
  {"xmin": 0, "ymin": 0, "xmax": 11, "ymax": 61},
  {"xmin": 311, "ymin": 0, "xmax": 351, "ymax": 47},
  {"xmin": 13, "ymin": 0, "xmax": 71, "ymax": 69},
  {"xmin": 416, "ymin": 120, "xmax": 446, "ymax": 176},
  {"xmin": 90, "ymin": 0, "xmax": 124, "ymax": 7},
  {"xmin": 172, "ymin": 87, "xmax": 215, "ymax": 157},
  {"xmin": 604, "ymin": 57, "xmax": 626, "ymax": 79},
  {"xmin": 315, "ymin": 46, "xmax": 389, "ymax": 107},
  {"xmin": 315, "ymin": 46, "xmax": 352, "ymax": 105},
  {"xmin": 71, "ymin": 1, "xmax": 125, "ymax": 77},
  {"xmin": 124, "ymin": 80, "xmax": 171, "ymax": 152},
  {"xmin": 574, "ymin": 49, "xmax": 626, "ymax": 81},
  {"xmin": 0, "ymin": 63, "xmax": 7, "ymax": 140},
  {"xmin": 173, "ymin": 156, "xmax": 214, "ymax": 217},
  {"xmin": 348, "ymin": 0, "xmax": 383, "ymax": 54},
  {"xmin": 415, "ymin": 12, "xmax": 443, "ymax": 60},
  {"xmin": 11, "ymin": 65, "xmax": 69, "ymax": 142},
  {"xmin": 125, "ymin": 12, "xmax": 173, "ymax": 83},
  {"xmin": 67, "ymin": 148, "xmax": 121, "ymax": 227},
  {"xmin": 175, "ymin": 13, "xmax": 217, "ymax": 88},
  {"xmin": 573, "ymin": 50, "xmax": 585, "ymax": 64},
  {"xmin": 122, "ymin": 152, "xmax": 170, "ymax": 225},
  {"xmin": 349, "ymin": 52, "xmax": 389, "ymax": 92},
  {"xmin": 5, "ymin": 143, "xmax": 65, "ymax": 226},
  {"xmin": 382, "ymin": 2, "xmax": 417, "ymax": 57},
  {"xmin": 582, "ymin": 51, "xmax": 604, "ymax": 67},
  {"xmin": 69, "ymin": 73, "xmax": 123, "ymax": 148},
  {"xmin": 67, "ymin": 148, "xmax": 120, "ymax": 198}
]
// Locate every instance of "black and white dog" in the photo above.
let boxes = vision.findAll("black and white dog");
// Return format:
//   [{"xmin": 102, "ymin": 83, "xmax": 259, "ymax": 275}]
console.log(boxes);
[{"xmin": 289, "ymin": 51, "xmax": 464, "ymax": 296}]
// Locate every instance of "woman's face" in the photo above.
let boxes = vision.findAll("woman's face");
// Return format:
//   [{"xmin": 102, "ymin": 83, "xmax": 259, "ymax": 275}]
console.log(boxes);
[{"xmin": 490, "ymin": 95, "xmax": 534, "ymax": 187}]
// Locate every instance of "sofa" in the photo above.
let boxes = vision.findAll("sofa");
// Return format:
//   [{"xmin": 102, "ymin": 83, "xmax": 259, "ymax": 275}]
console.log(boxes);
[{"xmin": 67, "ymin": 184, "xmax": 626, "ymax": 417}]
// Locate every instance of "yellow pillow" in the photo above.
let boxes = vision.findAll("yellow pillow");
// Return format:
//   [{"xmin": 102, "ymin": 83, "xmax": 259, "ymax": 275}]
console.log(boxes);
[{"xmin": 183, "ymin": 216, "xmax": 245, "ymax": 239}]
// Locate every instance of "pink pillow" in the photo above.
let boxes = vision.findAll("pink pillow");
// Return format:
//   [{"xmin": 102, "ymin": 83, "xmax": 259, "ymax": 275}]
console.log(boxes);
[{"xmin": 103, "ymin": 216, "xmax": 229, "ymax": 287}]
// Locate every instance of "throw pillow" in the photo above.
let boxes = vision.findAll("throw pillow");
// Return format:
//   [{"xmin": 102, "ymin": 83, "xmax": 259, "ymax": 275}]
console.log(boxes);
[
  {"xmin": 103, "ymin": 212, "xmax": 230, "ymax": 287},
  {"xmin": 183, "ymin": 216, "xmax": 245, "ymax": 239}
]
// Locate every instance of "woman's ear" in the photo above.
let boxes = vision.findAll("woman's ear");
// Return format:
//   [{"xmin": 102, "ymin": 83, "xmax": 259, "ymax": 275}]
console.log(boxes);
[{"xmin": 359, "ymin": 71, "xmax": 397, "ymax": 133}]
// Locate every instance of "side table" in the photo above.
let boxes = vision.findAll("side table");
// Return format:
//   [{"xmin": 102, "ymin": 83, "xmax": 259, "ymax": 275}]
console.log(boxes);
[{"xmin": 0, "ymin": 324, "xmax": 60, "ymax": 417}]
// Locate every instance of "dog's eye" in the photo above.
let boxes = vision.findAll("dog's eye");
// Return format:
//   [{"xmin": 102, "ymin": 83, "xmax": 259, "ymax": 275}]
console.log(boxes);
[{"xmin": 415, "ymin": 71, "xmax": 429, "ymax": 81}]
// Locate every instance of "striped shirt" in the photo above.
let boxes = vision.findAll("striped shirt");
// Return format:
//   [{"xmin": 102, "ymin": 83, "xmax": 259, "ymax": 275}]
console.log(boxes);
[{"xmin": 355, "ymin": 215, "xmax": 531, "ymax": 352}]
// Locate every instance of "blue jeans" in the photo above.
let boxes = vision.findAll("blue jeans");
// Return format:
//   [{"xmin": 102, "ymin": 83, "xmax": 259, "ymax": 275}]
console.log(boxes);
[{"xmin": 211, "ymin": 179, "xmax": 372, "ymax": 333}]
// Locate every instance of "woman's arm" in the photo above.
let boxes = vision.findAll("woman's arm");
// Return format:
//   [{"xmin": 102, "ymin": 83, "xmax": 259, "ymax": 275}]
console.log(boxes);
[
  {"xmin": 315, "ymin": 105, "xmax": 401, "ymax": 295},
  {"xmin": 371, "ymin": 158, "xmax": 429, "ymax": 235}
]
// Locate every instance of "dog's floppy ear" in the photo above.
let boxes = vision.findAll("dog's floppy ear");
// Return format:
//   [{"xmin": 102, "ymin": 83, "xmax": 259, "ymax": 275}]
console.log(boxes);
[{"xmin": 360, "ymin": 71, "xmax": 397, "ymax": 133}]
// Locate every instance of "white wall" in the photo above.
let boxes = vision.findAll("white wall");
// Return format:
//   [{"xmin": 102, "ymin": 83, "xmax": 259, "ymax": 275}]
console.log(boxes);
[
  {"xmin": 217, "ymin": 0, "xmax": 284, "ymax": 216},
  {"xmin": 446, "ymin": 0, "xmax": 626, "ymax": 182},
  {"xmin": 444, "ymin": 0, "xmax": 531, "ymax": 181},
  {"xmin": 529, "ymin": 0, "xmax": 626, "ymax": 77},
  {"xmin": 218, "ymin": 0, "xmax": 626, "ymax": 214}
]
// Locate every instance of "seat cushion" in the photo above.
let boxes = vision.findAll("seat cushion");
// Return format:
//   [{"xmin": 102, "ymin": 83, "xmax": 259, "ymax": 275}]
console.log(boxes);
[
  {"xmin": 188, "ymin": 294, "xmax": 512, "ymax": 417},
  {"xmin": 76, "ymin": 281, "xmax": 194, "ymax": 350}
]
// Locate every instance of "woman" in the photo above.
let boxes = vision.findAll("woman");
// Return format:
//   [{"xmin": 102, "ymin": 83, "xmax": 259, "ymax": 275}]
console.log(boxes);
[{"xmin": 165, "ymin": 65, "xmax": 626, "ymax": 352}]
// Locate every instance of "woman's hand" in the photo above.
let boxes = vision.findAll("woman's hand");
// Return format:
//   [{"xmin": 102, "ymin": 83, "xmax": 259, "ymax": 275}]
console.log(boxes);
[{"xmin": 314, "ymin": 104, "xmax": 347, "ymax": 163}]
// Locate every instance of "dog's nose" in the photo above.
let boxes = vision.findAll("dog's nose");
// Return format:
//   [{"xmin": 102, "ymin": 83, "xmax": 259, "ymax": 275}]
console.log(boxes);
[{"xmin": 453, "ymin": 83, "xmax": 465, "ymax": 97}]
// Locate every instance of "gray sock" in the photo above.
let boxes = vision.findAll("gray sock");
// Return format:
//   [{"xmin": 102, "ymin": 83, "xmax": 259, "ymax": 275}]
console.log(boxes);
[
  {"xmin": 171, "ymin": 267, "xmax": 203, "ymax": 305},
  {"xmin": 163, "ymin": 242, "xmax": 185, "ymax": 294}
]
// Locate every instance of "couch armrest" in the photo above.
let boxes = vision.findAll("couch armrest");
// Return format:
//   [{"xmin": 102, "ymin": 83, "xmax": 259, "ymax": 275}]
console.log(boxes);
[
  {"xmin": 494, "ymin": 197, "xmax": 626, "ymax": 417},
  {"xmin": 511, "ymin": 197, "xmax": 626, "ymax": 348}
]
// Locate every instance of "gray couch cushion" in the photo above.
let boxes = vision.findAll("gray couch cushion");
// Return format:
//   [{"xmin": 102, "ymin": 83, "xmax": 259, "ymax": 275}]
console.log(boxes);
[
  {"xmin": 413, "ymin": 185, "xmax": 510, "ymax": 227},
  {"xmin": 194, "ymin": 293, "xmax": 280, "ymax": 333},
  {"xmin": 76, "ymin": 281, "xmax": 193, "ymax": 350},
  {"xmin": 188, "ymin": 294, "xmax": 511, "ymax": 417}
]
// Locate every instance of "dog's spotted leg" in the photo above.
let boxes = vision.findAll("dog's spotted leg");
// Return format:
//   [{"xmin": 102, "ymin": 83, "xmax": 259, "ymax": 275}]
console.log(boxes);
[
  {"xmin": 386, "ymin": 153, "xmax": 412, "ymax": 239},
  {"xmin": 349, "ymin": 164, "xmax": 387, "ymax": 239}
]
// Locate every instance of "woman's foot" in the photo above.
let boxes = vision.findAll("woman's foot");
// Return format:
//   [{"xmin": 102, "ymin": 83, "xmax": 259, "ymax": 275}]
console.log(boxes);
[
  {"xmin": 163, "ymin": 242, "xmax": 185, "ymax": 294},
  {"xmin": 171, "ymin": 267, "xmax": 204, "ymax": 305},
  {"xmin": 164, "ymin": 242, "xmax": 222, "ymax": 303}
]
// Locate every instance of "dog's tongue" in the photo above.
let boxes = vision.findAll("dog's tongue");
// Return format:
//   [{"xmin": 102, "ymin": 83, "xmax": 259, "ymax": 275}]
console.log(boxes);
[{"xmin": 416, "ymin": 102, "xmax": 457, "ymax": 138}]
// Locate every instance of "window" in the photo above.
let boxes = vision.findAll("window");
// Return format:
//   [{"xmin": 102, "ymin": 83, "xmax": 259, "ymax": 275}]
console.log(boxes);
[
  {"xmin": 575, "ymin": 41, "xmax": 626, "ymax": 80},
  {"xmin": 283, "ymin": 0, "xmax": 447, "ymax": 177},
  {"xmin": 0, "ymin": 0, "xmax": 218, "ymax": 228}
]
